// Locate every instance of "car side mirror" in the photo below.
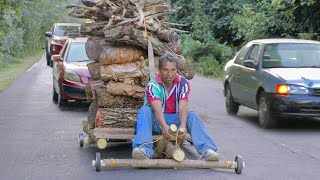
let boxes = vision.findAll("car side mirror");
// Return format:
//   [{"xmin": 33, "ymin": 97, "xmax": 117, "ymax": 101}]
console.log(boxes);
[
  {"xmin": 52, "ymin": 55, "xmax": 62, "ymax": 62},
  {"xmin": 45, "ymin": 32, "xmax": 52, "ymax": 38},
  {"xmin": 243, "ymin": 60, "xmax": 257, "ymax": 69}
]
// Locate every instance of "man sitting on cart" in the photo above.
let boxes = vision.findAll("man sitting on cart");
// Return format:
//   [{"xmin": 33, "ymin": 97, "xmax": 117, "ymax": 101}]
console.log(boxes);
[{"xmin": 132, "ymin": 52, "xmax": 219, "ymax": 161}]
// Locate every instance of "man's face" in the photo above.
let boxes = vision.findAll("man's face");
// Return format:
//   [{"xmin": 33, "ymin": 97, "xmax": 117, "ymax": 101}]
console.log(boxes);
[{"xmin": 159, "ymin": 61, "xmax": 177, "ymax": 85}]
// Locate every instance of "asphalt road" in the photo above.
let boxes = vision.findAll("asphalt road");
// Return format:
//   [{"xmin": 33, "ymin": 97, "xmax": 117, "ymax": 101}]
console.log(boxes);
[{"xmin": 0, "ymin": 55, "xmax": 319, "ymax": 180}]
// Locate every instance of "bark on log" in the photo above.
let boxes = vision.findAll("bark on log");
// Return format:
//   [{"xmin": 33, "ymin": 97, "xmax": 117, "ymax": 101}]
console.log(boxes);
[
  {"xmin": 83, "ymin": 121, "xmax": 98, "ymax": 142},
  {"xmin": 88, "ymin": 100, "xmax": 99, "ymax": 128},
  {"xmin": 106, "ymin": 81, "xmax": 145, "ymax": 100},
  {"xmin": 87, "ymin": 61, "xmax": 101, "ymax": 81},
  {"xmin": 86, "ymin": 36, "xmax": 108, "ymax": 61},
  {"xmin": 81, "ymin": 22, "xmax": 107, "ymax": 36},
  {"xmin": 85, "ymin": 82, "xmax": 93, "ymax": 101},
  {"xmin": 97, "ymin": 85, "xmax": 143, "ymax": 108},
  {"xmin": 86, "ymin": 80, "xmax": 103, "ymax": 101},
  {"xmin": 104, "ymin": 25, "xmax": 194, "ymax": 79},
  {"xmin": 153, "ymin": 139, "xmax": 167, "ymax": 159},
  {"xmin": 153, "ymin": 124, "xmax": 177, "ymax": 158},
  {"xmin": 100, "ymin": 60, "xmax": 148, "ymax": 82},
  {"xmin": 98, "ymin": 108, "xmax": 139, "ymax": 128},
  {"xmin": 98, "ymin": 44, "xmax": 146, "ymax": 64}
]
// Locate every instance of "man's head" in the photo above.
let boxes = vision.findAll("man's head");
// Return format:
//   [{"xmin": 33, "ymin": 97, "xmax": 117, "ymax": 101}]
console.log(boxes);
[{"xmin": 159, "ymin": 53, "xmax": 178, "ymax": 86}]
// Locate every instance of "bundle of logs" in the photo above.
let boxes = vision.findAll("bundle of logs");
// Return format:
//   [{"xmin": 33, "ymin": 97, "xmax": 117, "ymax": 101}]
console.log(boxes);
[{"xmin": 68, "ymin": 0, "xmax": 195, "ymax": 129}]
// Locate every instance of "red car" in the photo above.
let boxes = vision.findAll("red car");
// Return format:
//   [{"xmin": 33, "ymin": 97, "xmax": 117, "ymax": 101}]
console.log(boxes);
[
  {"xmin": 52, "ymin": 37, "xmax": 91, "ymax": 106},
  {"xmin": 45, "ymin": 23, "xmax": 81, "ymax": 67}
]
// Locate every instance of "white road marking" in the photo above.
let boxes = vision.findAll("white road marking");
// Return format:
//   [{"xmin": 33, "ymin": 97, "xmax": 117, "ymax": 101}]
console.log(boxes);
[{"xmin": 27, "ymin": 62, "xmax": 38, "ymax": 72}]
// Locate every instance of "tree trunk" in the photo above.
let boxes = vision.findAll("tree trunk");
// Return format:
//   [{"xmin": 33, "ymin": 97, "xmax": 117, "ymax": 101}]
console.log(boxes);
[
  {"xmin": 85, "ymin": 36, "xmax": 107, "ymax": 61},
  {"xmin": 87, "ymin": 61, "xmax": 101, "ymax": 81},
  {"xmin": 106, "ymin": 81, "xmax": 145, "ymax": 100},
  {"xmin": 98, "ymin": 44, "xmax": 146, "ymax": 64},
  {"xmin": 100, "ymin": 60, "xmax": 148, "ymax": 82},
  {"xmin": 88, "ymin": 100, "xmax": 98, "ymax": 128},
  {"xmin": 97, "ymin": 108, "xmax": 139, "ymax": 128},
  {"xmin": 105, "ymin": 25, "xmax": 195, "ymax": 79},
  {"xmin": 97, "ymin": 85, "xmax": 143, "ymax": 108}
]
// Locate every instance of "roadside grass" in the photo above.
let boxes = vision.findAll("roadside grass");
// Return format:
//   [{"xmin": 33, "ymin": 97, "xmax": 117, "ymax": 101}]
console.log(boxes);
[{"xmin": 0, "ymin": 51, "xmax": 43, "ymax": 92}]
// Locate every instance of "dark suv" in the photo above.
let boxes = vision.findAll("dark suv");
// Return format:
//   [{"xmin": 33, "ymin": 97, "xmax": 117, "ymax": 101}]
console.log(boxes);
[{"xmin": 45, "ymin": 23, "xmax": 80, "ymax": 67}]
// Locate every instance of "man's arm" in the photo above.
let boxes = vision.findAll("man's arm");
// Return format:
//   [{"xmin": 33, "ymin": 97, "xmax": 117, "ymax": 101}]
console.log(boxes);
[
  {"xmin": 150, "ymin": 100, "xmax": 171, "ymax": 140},
  {"xmin": 178, "ymin": 100, "xmax": 188, "ymax": 139}
]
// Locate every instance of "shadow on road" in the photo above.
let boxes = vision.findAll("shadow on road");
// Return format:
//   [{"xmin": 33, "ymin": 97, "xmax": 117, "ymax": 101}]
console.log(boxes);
[
  {"xmin": 237, "ymin": 111, "xmax": 320, "ymax": 131},
  {"xmin": 55, "ymin": 101, "xmax": 90, "ymax": 112}
]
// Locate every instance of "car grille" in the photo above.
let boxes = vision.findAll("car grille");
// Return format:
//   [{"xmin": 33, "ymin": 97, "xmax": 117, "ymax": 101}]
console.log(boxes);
[{"xmin": 312, "ymin": 88, "xmax": 320, "ymax": 96}]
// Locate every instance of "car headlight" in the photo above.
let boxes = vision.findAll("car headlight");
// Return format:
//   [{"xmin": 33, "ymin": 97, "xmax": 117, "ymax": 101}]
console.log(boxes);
[
  {"xmin": 276, "ymin": 84, "xmax": 309, "ymax": 95},
  {"xmin": 64, "ymin": 69, "xmax": 81, "ymax": 82}
]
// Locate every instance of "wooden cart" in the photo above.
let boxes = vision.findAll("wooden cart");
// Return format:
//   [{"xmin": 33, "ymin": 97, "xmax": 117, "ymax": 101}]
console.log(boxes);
[{"xmin": 79, "ymin": 121, "xmax": 245, "ymax": 174}]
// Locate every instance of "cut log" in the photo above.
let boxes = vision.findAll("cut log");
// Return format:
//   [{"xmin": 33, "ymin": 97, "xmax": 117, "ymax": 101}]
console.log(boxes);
[
  {"xmin": 87, "ymin": 61, "xmax": 101, "ymax": 81},
  {"xmin": 104, "ymin": 25, "xmax": 195, "ymax": 79},
  {"xmin": 98, "ymin": 108, "xmax": 140, "ymax": 128},
  {"xmin": 98, "ymin": 44, "xmax": 146, "ymax": 64},
  {"xmin": 164, "ymin": 142, "xmax": 185, "ymax": 162},
  {"xmin": 100, "ymin": 60, "xmax": 148, "ymax": 82},
  {"xmin": 105, "ymin": 81, "xmax": 145, "ymax": 100},
  {"xmin": 86, "ymin": 36, "xmax": 108, "ymax": 61},
  {"xmin": 85, "ymin": 80, "xmax": 103, "ymax": 101},
  {"xmin": 97, "ymin": 86, "xmax": 143, "ymax": 108},
  {"xmin": 82, "ymin": 121, "xmax": 98, "ymax": 142},
  {"xmin": 85, "ymin": 82, "xmax": 93, "ymax": 101},
  {"xmin": 88, "ymin": 100, "xmax": 98, "ymax": 128},
  {"xmin": 97, "ymin": 138, "xmax": 108, "ymax": 149},
  {"xmin": 153, "ymin": 124, "xmax": 177, "ymax": 158},
  {"xmin": 81, "ymin": 22, "xmax": 107, "ymax": 36}
]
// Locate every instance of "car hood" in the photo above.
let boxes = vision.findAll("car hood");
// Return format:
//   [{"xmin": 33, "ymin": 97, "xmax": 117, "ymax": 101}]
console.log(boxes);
[
  {"xmin": 64, "ymin": 61, "xmax": 91, "ymax": 77},
  {"xmin": 266, "ymin": 68, "xmax": 320, "ymax": 88}
]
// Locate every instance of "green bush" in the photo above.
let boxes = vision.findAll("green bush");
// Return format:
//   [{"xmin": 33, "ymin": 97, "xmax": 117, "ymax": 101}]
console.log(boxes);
[{"xmin": 181, "ymin": 35, "xmax": 233, "ymax": 78}]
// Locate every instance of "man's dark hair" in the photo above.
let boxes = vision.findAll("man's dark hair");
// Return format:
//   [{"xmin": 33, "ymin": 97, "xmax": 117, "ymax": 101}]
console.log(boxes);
[{"xmin": 159, "ymin": 52, "xmax": 178, "ymax": 69}]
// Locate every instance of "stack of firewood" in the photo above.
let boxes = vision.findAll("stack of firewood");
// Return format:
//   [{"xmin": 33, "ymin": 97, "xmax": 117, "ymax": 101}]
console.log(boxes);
[{"xmin": 67, "ymin": 0, "xmax": 195, "ymax": 129}]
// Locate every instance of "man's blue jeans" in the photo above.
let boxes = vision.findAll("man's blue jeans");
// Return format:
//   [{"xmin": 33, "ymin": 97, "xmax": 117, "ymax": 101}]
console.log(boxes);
[{"xmin": 132, "ymin": 106, "xmax": 218, "ymax": 157}]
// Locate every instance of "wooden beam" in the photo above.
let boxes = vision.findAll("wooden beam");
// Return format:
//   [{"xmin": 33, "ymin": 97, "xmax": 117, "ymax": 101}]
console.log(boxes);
[{"xmin": 93, "ymin": 159, "xmax": 237, "ymax": 169}]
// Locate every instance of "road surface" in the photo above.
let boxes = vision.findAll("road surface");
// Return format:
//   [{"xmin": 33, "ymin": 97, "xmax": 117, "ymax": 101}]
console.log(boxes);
[{"xmin": 0, "ymin": 55, "xmax": 319, "ymax": 180}]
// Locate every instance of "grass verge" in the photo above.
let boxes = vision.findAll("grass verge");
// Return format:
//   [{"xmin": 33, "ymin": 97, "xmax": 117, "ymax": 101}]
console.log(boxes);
[{"xmin": 0, "ymin": 51, "xmax": 43, "ymax": 92}]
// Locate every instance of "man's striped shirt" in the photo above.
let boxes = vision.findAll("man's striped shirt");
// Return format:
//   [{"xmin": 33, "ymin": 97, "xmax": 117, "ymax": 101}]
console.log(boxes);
[{"xmin": 144, "ymin": 74, "xmax": 190, "ymax": 114}]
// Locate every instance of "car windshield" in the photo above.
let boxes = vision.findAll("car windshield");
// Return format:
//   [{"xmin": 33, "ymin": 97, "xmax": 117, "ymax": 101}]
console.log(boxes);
[
  {"xmin": 66, "ymin": 42, "xmax": 89, "ymax": 62},
  {"xmin": 53, "ymin": 26, "xmax": 80, "ymax": 36},
  {"xmin": 262, "ymin": 43, "xmax": 320, "ymax": 68}
]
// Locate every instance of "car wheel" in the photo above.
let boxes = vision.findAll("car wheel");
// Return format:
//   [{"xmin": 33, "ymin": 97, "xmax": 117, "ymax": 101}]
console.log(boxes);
[
  {"xmin": 258, "ymin": 93, "xmax": 276, "ymax": 128},
  {"xmin": 225, "ymin": 85, "xmax": 239, "ymax": 115},
  {"xmin": 52, "ymin": 88, "xmax": 58, "ymax": 102},
  {"xmin": 50, "ymin": 60, "xmax": 53, "ymax": 67},
  {"xmin": 58, "ymin": 94, "xmax": 68, "ymax": 107}
]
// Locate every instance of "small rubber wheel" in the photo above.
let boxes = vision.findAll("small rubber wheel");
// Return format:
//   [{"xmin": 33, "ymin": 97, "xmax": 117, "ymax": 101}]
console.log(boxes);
[
  {"xmin": 235, "ymin": 155, "xmax": 244, "ymax": 174},
  {"xmin": 79, "ymin": 133, "xmax": 84, "ymax": 147},
  {"xmin": 95, "ymin": 152, "xmax": 101, "ymax": 172}
]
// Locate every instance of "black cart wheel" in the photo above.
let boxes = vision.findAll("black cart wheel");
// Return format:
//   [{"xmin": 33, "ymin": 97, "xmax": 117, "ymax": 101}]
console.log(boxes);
[
  {"xmin": 79, "ymin": 133, "xmax": 84, "ymax": 147},
  {"xmin": 95, "ymin": 152, "xmax": 101, "ymax": 172},
  {"xmin": 235, "ymin": 156, "xmax": 244, "ymax": 174}
]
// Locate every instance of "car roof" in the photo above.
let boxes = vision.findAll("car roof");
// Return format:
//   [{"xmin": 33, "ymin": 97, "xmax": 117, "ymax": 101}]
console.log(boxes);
[
  {"xmin": 54, "ymin": 23, "xmax": 80, "ymax": 26},
  {"xmin": 250, "ymin": 38, "xmax": 320, "ymax": 45},
  {"xmin": 69, "ymin": 37, "xmax": 88, "ymax": 43}
]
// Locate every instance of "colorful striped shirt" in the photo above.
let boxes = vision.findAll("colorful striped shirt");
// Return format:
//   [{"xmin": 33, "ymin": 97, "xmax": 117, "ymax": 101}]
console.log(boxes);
[{"xmin": 144, "ymin": 74, "xmax": 190, "ymax": 114}]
